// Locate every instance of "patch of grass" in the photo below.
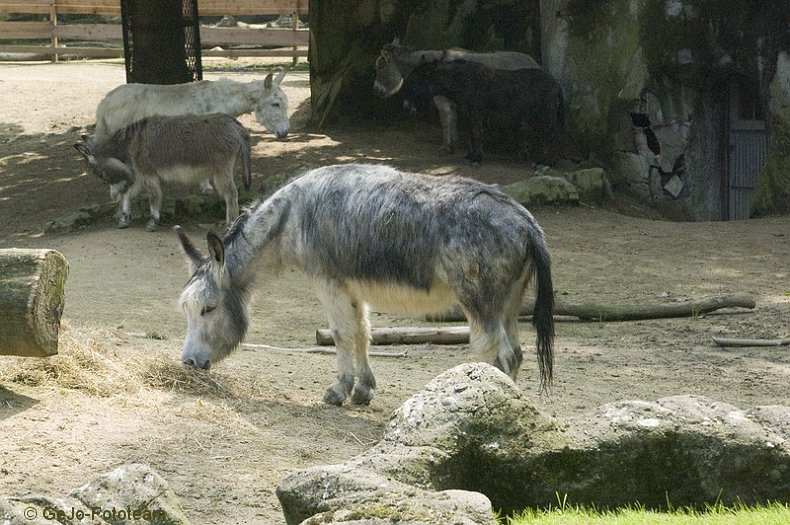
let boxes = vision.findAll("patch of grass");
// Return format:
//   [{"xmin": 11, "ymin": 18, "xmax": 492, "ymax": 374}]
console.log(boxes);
[{"xmin": 508, "ymin": 501, "xmax": 790, "ymax": 525}]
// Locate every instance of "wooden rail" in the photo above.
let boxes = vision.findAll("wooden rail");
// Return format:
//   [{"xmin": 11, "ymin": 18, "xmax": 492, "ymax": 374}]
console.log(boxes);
[{"xmin": 0, "ymin": 0, "xmax": 308, "ymax": 61}]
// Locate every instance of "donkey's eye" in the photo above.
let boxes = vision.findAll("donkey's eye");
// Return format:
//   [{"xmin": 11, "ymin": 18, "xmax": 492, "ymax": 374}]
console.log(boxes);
[
  {"xmin": 272, "ymin": 102, "xmax": 280, "ymax": 108},
  {"xmin": 201, "ymin": 306, "xmax": 216, "ymax": 316}
]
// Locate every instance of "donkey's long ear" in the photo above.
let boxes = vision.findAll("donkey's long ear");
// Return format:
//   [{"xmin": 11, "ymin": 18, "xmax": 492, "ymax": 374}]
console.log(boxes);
[
  {"xmin": 74, "ymin": 142, "xmax": 95, "ymax": 163},
  {"xmin": 274, "ymin": 68, "xmax": 287, "ymax": 84},
  {"xmin": 264, "ymin": 72, "xmax": 273, "ymax": 89},
  {"xmin": 206, "ymin": 231, "xmax": 225, "ymax": 267},
  {"xmin": 174, "ymin": 226, "xmax": 204, "ymax": 273}
]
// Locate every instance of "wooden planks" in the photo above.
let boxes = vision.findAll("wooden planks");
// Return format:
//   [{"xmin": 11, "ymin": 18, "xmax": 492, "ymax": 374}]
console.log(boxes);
[{"xmin": 0, "ymin": 0, "xmax": 309, "ymax": 61}]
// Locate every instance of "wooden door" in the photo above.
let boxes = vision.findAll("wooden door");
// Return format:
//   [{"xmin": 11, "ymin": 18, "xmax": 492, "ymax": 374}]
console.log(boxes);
[{"xmin": 725, "ymin": 80, "xmax": 767, "ymax": 220}]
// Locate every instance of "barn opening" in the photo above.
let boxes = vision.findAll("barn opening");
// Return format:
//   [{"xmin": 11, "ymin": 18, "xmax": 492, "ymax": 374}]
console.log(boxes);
[{"xmin": 721, "ymin": 75, "xmax": 768, "ymax": 220}]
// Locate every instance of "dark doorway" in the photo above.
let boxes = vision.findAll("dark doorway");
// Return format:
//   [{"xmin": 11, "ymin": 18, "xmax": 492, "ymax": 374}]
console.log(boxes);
[{"xmin": 723, "ymin": 77, "xmax": 767, "ymax": 220}]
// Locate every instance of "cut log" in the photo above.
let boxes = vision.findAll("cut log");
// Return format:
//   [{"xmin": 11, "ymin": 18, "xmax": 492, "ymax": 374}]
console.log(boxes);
[
  {"xmin": 0, "ymin": 249, "xmax": 69, "ymax": 357},
  {"xmin": 316, "ymin": 326, "xmax": 470, "ymax": 346},
  {"xmin": 713, "ymin": 337, "xmax": 790, "ymax": 347},
  {"xmin": 426, "ymin": 293, "xmax": 756, "ymax": 322}
]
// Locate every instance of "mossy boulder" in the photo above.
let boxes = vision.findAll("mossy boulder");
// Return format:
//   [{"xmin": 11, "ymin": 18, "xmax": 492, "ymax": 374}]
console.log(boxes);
[{"xmin": 277, "ymin": 364, "xmax": 790, "ymax": 522}]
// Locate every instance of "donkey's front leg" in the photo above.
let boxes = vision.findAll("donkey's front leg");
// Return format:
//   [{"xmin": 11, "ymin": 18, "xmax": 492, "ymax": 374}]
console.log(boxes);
[
  {"xmin": 433, "ymin": 95, "xmax": 458, "ymax": 153},
  {"xmin": 144, "ymin": 177, "xmax": 163, "ymax": 232},
  {"xmin": 118, "ymin": 190, "xmax": 133, "ymax": 229},
  {"xmin": 315, "ymin": 279, "xmax": 375, "ymax": 406}
]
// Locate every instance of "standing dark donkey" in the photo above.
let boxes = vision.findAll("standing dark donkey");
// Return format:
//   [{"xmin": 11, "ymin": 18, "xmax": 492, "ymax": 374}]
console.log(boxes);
[
  {"xmin": 401, "ymin": 60, "xmax": 565, "ymax": 166},
  {"xmin": 374, "ymin": 38, "xmax": 540, "ymax": 153},
  {"xmin": 75, "ymin": 113, "xmax": 252, "ymax": 231},
  {"xmin": 176, "ymin": 163, "xmax": 555, "ymax": 406}
]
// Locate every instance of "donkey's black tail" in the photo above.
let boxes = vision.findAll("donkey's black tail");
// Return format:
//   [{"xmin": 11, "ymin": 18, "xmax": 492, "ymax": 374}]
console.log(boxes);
[{"xmin": 528, "ymin": 226, "xmax": 555, "ymax": 392}]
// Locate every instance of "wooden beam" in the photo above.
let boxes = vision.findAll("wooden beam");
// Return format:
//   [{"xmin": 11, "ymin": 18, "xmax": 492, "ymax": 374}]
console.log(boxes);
[
  {"xmin": 316, "ymin": 326, "xmax": 470, "ymax": 346},
  {"xmin": 713, "ymin": 337, "xmax": 790, "ymax": 347},
  {"xmin": 200, "ymin": 27, "xmax": 308, "ymax": 47}
]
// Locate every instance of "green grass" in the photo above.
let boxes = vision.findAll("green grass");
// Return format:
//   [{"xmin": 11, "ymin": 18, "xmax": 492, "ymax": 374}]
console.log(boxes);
[{"xmin": 508, "ymin": 501, "xmax": 790, "ymax": 525}]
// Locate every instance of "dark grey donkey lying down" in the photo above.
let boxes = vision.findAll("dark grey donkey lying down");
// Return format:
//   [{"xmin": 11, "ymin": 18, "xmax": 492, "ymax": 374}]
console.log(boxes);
[{"xmin": 75, "ymin": 113, "xmax": 251, "ymax": 231}]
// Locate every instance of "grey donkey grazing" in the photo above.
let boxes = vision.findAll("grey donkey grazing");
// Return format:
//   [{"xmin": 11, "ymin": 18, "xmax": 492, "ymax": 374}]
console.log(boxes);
[
  {"xmin": 175, "ymin": 163, "xmax": 555, "ymax": 406},
  {"xmin": 75, "ymin": 113, "xmax": 251, "ymax": 231}
]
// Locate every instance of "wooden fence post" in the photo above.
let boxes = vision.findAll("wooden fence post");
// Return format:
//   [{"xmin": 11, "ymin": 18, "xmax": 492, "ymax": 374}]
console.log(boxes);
[{"xmin": 50, "ymin": 2, "xmax": 58, "ymax": 62}]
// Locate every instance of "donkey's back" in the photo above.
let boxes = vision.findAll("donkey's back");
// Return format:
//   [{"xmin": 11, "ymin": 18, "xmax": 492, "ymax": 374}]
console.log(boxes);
[{"xmin": 285, "ymin": 165, "xmax": 555, "ymax": 396}]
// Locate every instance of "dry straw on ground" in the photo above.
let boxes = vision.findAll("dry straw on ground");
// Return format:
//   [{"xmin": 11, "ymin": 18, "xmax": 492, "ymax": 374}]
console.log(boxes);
[
  {"xmin": 0, "ymin": 323, "xmax": 276, "ymax": 401},
  {"xmin": 0, "ymin": 323, "xmax": 142, "ymax": 396},
  {"xmin": 0, "ymin": 324, "xmax": 260, "ymax": 399}
]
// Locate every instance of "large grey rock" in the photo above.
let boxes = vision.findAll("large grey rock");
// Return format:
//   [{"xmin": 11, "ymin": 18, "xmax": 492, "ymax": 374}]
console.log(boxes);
[
  {"xmin": 278, "ymin": 363, "xmax": 790, "ymax": 523},
  {"xmin": 502, "ymin": 176, "xmax": 579, "ymax": 206},
  {"xmin": 70, "ymin": 464, "xmax": 189, "ymax": 525},
  {"xmin": 0, "ymin": 464, "xmax": 189, "ymax": 525},
  {"xmin": 278, "ymin": 464, "xmax": 495, "ymax": 525},
  {"xmin": 534, "ymin": 166, "xmax": 609, "ymax": 203}
]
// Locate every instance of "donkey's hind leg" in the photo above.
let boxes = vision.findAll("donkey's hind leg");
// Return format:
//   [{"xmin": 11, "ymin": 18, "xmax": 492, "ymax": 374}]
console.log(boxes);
[
  {"xmin": 315, "ymin": 279, "xmax": 375, "ymax": 406},
  {"xmin": 467, "ymin": 313, "xmax": 521, "ymax": 381},
  {"xmin": 212, "ymin": 170, "xmax": 240, "ymax": 225}
]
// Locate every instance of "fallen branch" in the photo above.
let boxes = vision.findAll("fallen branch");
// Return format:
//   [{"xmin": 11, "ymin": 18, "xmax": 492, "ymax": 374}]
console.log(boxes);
[
  {"xmin": 712, "ymin": 337, "xmax": 790, "ymax": 348},
  {"xmin": 241, "ymin": 342, "xmax": 408, "ymax": 358},
  {"xmin": 316, "ymin": 326, "xmax": 469, "ymax": 346},
  {"xmin": 427, "ymin": 293, "xmax": 756, "ymax": 322}
]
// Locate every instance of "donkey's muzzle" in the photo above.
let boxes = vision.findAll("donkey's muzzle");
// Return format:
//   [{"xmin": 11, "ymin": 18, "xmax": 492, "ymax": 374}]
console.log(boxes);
[
  {"xmin": 276, "ymin": 130, "xmax": 289, "ymax": 139},
  {"xmin": 182, "ymin": 357, "xmax": 211, "ymax": 370}
]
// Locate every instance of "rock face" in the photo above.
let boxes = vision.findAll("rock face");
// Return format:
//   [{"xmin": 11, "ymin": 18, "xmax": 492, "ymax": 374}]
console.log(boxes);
[
  {"xmin": 0, "ymin": 464, "xmax": 189, "ymax": 525},
  {"xmin": 277, "ymin": 363, "xmax": 790, "ymax": 524},
  {"xmin": 540, "ymin": 0, "xmax": 790, "ymax": 218}
]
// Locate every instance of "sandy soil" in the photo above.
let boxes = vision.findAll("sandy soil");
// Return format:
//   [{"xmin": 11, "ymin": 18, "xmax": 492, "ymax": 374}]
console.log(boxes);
[{"xmin": 1, "ymin": 60, "xmax": 789, "ymax": 524}]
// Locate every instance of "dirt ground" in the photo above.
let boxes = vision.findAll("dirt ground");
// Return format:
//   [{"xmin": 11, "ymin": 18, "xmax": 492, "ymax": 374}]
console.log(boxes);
[{"xmin": 1, "ymin": 61, "xmax": 789, "ymax": 524}]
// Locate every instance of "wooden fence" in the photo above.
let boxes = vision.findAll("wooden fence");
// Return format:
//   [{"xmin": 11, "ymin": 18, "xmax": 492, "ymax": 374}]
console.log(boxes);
[{"xmin": 0, "ymin": 0, "xmax": 309, "ymax": 61}]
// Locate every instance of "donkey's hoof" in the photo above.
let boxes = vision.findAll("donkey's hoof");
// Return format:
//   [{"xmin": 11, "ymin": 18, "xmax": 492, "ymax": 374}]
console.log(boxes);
[
  {"xmin": 323, "ymin": 384, "xmax": 349, "ymax": 406},
  {"xmin": 351, "ymin": 384, "xmax": 375, "ymax": 405},
  {"xmin": 145, "ymin": 219, "xmax": 158, "ymax": 232},
  {"xmin": 439, "ymin": 144, "xmax": 456, "ymax": 154},
  {"xmin": 117, "ymin": 218, "xmax": 131, "ymax": 229}
]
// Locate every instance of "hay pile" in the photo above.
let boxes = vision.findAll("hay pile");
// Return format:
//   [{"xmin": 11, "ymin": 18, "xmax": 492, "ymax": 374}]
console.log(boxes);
[{"xmin": 0, "ymin": 323, "xmax": 275, "ymax": 401}]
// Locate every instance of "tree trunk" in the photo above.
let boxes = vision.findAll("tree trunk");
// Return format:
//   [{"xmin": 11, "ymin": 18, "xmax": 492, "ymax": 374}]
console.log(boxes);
[
  {"xmin": 427, "ymin": 293, "xmax": 756, "ymax": 322},
  {"xmin": 128, "ymin": 0, "xmax": 193, "ymax": 84},
  {"xmin": 0, "ymin": 249, "xmax": 69, "ymax": 357}
]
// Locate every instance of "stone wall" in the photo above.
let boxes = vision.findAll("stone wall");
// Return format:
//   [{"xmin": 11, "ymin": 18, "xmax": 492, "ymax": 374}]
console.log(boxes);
[{"xmin": 539, "ymin": 0, "xmax": 790, "ymax": 219}]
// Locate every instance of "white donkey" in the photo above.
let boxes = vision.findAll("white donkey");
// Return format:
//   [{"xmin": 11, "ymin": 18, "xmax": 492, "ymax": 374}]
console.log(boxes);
[
  {"xmin": 175, "ymin": 163, "xmax": 555, "ymax": 406},
  {"xmin": 95, "ymin": 70, "xmax": 290, "ymax": 140}
]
